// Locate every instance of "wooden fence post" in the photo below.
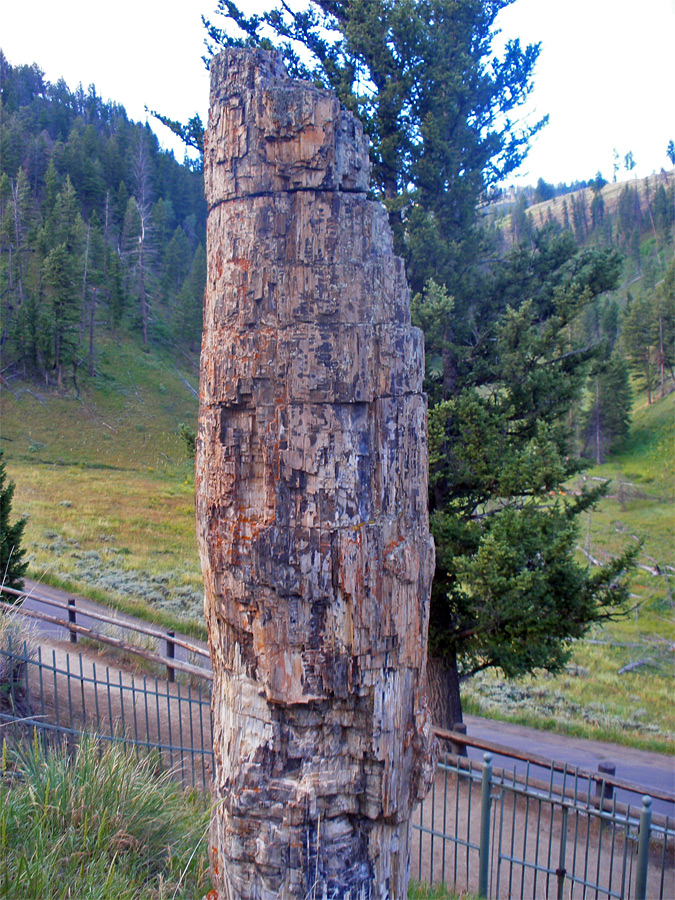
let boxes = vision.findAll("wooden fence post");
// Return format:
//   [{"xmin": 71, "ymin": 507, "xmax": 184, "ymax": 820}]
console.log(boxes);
[
  {"xmin": 68, "ymin": 598, "xmax": 77, "ymax": 643},
  {"xmin": 166, "ymin": 631, "xmax": 175, "ymax": 682}
]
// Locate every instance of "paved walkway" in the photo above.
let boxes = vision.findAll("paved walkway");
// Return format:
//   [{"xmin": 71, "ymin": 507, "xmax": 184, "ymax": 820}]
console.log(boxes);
[
  {"xmin": 463, "ymin": 714, "xmax": 675, "ymax": 818},
  {"xmin": 18, "ymin": 578, "xmax": 209, "ymax": 669}
]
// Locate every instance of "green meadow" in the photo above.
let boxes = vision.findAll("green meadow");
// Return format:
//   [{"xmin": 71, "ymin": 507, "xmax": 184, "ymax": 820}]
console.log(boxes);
[{"xmin": 1, "ymin": 335, "xmax": 206, "ymax": 638}]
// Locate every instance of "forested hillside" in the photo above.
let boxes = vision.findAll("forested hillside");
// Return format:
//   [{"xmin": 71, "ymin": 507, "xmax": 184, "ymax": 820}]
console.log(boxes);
[
  {"xmin": 494, "ymin": 169, "xmax": 674, "ymax": 269},
  {"xmin": 486, "ymin": 168, "xmax": 675, "ymax": 458},
  {"xmin": 0, "ymin": 52, "xmax": 206, "ymax": 388},
  {"xmin": 2, "ymin": 49, "xmax": 672, "ymax": 464}
]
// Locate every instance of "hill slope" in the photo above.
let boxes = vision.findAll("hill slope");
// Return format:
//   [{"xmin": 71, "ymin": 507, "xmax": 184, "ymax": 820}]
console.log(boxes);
[{"xmin": 1, "ymin": 331, "xmax": 204, "ymax": 633}]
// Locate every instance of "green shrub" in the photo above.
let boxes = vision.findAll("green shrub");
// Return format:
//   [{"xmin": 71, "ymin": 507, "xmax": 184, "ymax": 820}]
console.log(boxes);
[{"xmin": 0, "ymin": 450, "xmax": 28, "ymax": 592}]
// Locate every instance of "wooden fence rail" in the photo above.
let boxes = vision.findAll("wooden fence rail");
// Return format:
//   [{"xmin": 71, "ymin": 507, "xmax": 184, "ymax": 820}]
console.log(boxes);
[
  {"xmin": 434, "ymin": 725, "xmax": 675, "ymax": 807},
  {"xmin": 0, "ymin": 585, "xmax": 212, "ymax": 682}
]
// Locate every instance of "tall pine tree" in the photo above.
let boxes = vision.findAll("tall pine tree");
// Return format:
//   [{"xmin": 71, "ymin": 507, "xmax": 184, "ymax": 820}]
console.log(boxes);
[{"xmin": 581, "ymin": 353, "xmax": 632, "ymax": 464}]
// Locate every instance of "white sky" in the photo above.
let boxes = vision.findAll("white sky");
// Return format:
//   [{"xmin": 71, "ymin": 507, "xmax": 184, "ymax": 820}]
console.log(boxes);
[{"xmin": 2, "ymin": 0, "xmax": 674, "ymax": 186}]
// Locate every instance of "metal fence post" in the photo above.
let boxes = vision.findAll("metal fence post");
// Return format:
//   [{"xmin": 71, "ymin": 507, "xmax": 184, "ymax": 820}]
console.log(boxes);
[
  {"xmin": 635, "ymin": 795, "xmax": 652, "ymax": 900},
  {"xmin": 68, "ymin": 598, "xmax": 77, "ymax": 643},
  {"xmin": 166, "ymin": 630, "xmax": 175, "ymax": 682},
  {"xmin": 479, "ymin": 751, "xmax": 493, "ymax": 899},
  {"xmin": 556, "ymin": 805, "xmax": 568, "ymax": 900}
]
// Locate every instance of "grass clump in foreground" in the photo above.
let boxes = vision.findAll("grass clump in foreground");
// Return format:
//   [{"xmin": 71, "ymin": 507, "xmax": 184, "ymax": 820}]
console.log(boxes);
[
  {"xmin": 409, "ymin": 882, "xmax": 473, "ymax": 898},
  {"xmin": 0, "ymin": 733, "xmax": 467, "ymax": 900},
  {"xmin": 0, "ymin": 734, "xmax": 211, "ymax": 899}
]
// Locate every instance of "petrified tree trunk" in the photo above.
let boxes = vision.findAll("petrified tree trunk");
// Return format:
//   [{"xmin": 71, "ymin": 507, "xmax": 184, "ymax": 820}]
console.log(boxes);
[{"xmin": 196, "ymin": 48, "xmax": 437, "ymax": 900}]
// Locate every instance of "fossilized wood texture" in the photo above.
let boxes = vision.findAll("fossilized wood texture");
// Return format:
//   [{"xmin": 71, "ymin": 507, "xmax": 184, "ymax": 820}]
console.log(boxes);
[{"xmin": 197, "ymin": 48, "xmax": 437, "ymax": 900}]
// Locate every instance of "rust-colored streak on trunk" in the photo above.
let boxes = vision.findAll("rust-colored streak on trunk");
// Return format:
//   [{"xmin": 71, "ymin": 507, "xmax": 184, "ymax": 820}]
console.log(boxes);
[{"xmin": 197, "ymin": 48, "xmax": 437, "ymax": 900}]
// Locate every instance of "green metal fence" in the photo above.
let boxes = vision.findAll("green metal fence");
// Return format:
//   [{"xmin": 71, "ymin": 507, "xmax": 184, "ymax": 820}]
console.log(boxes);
[
  {"xmin": 2, "ymin": 638, "xmax": 673, "ymax": 897},
  {"xmin": 412, "ymin": 750, "xmax": 674, "ymax": 899},
  {"xmin": 0, "ymin": 638, "xmax": 213, "ymax": 788}
]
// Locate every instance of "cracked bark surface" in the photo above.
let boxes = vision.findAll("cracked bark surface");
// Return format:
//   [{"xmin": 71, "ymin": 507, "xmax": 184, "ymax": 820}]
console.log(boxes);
[{"xmin": 197, "ymin": 48, "xmax": 437, "ymax": 900}]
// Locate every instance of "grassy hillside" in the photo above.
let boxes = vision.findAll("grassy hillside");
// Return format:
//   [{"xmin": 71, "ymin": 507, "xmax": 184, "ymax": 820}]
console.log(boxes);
[{"xmin": 1, "ymin": 332, "xmax": 205, "ymax": 636}]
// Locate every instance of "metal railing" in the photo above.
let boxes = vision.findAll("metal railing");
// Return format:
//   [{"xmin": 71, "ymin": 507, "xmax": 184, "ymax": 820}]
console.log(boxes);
[
  {"xmin": 412, "ymin": 744, "xmax": 674, "ymax": 899},
  {"xmin": 0, "ymin": 637, "xmax": 213, "ymax": 788},
  {"xmin": 1, "ymin": 634, "xmax": 673, "ymax": 897}
]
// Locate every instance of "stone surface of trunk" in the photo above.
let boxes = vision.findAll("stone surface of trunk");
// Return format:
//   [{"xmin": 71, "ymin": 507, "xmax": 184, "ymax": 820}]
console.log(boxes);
[{"xmin": 197, "ymin": 48, "xmax": 437, "ymax": 900}]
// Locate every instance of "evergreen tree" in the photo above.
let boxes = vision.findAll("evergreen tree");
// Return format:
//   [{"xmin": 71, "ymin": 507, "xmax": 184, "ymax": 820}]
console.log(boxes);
[
  {"xmin": 416, "ymin": 228, "xmax": 633, "ymax": 725},
  {"xmin": 41, "ymin": 176, "xmax": 83, "ymax": 386},
  {"xmin": 616, "ymin": 183, "xmax": 643, "ymax": 270},
  {"xmin": 106, "ymin": 248, "xmax": 125, "ymax": 331},
  {"xmin": 570, "ymin": 191, "xmax": 588, "ymax": 241},
  {"xmin": 562, "ymin": 197, "xmax": 571, "ymax": 232},
  {"xmin": 0, "ymin": 451, "xmax": 28, "ymax": 593},
  {"xmin": 83, "ymin": 211, "xmax": 105, "ymax": 376},
  {"xmin": 43, "ymin": 242, "xmax": 80, "ymax": 386},
  {"xmin": 114, "ymin": 181, "xmax": 130, "ymax": 246},
  {"xmin": 174, "ymin": 243, "xmax": 206, "ymax": 351},
  {"xmin": 653, "ymin": 261, "xmax": 675, "ymax": 397},
  {"xmin": 10, "ymin": 291, "xmax": 50, "ymax": 376},
  {"xmin": 599, "ymin": 297, "xmax": 619, "ymax": 352},
  {"xmin": 533, "ymin": 177, "xmax": 555, "ymax": 203},
  {"xmin": 511, "ymin": 192, "xmax": 533, "ymax": 247},
  {"xmin": 581, "ymin": 353, "xmax": 632, "ymax": 464},
  {"xmin": 622, "ymin": 292, "xmax": 656, "ymax": 403},
  {"xmin": 0, "ymin": 167, "xmax": 33, "ymax": 322},
  {"xmin": 612, "ymin": 148, "xmax": 620, "ymax": 183},
  {"xmin": 590, "ymin": 182, "xmax": 605, "ymax": 233},
  {"xmin": 43, "ymin": 158, "xmax": 60, "ymax": 214},
  {"xmin": 161, "ymin": 225, "xmax": 192, "ymax": 303},
  {"xmin": 151, "ymin": 198, "xmax": 175, "ymax": 253},
  {"xmin": 652, "ymin": 183, "xmax": 674, "ymax": 249}
]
